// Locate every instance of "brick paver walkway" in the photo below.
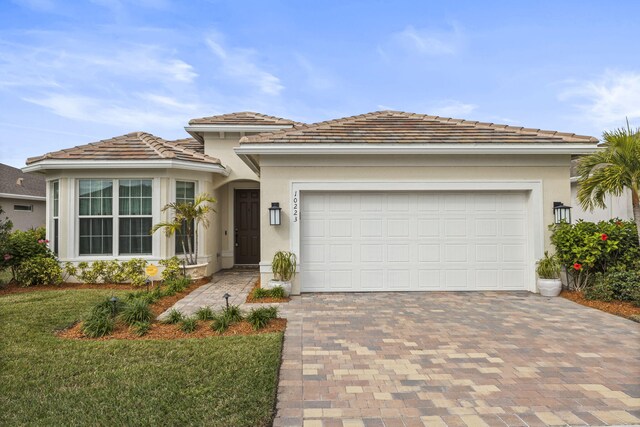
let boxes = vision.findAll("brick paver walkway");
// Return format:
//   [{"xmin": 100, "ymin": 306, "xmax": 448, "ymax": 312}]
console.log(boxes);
[
  {"xmin": 157, "ymin": 269, "xmax": 260, "ymax": 319},
  {"xmin": 274, "ymin": 292, "xmax": 640, "ymax": 427}
]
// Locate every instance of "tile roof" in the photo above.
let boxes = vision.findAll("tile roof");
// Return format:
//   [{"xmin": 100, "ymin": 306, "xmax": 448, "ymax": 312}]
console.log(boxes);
[
  {"xmin": 188, "ymin": 111, "xmax": 302, "ymax": 126},
  {"xmin": 26, "ymin": 132, "xmax": 221, "ymax": 165},
  {"xmin": 0, "ymin": 163, "xmax": 45, "ymax": 198},
  {"xmin": 240, "ymin": 110, "xmax": 598, "ymax": 144}
]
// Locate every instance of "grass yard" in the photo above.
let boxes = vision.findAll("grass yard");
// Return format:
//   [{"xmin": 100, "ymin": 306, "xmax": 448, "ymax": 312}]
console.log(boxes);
[{"xmin": 0, "ymin": 289, "xmax": 283, "ymax": 426}]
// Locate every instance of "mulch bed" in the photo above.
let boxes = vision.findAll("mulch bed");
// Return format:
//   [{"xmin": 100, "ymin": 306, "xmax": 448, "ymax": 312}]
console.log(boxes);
[
  {"xmin": 561, "ymin": 290, "xmax": 640, "ymax": 321},
  {"xmin": 54, "ymin": 275, "xmax": 287, "ymax": 340},
  {"xmin": 58, "ymin": 318, "xmax": 287, "ymax": 340},
  {"xmin": 245, "ymin": 279, "xmax": 290, "ymax": 304}
]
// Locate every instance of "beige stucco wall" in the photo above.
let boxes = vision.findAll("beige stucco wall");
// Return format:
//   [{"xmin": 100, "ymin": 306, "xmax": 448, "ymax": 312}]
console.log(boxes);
[
  {"xmin": 45, "ymin": 168, "xmax": 222, "ymax": 281},
  {"xmin": 0, "ymin": 197, "xmax": 45, "ymax": 231},
  {"xmin": 257, "ymin": 154, "xmax": 572, "ymax": 294}
]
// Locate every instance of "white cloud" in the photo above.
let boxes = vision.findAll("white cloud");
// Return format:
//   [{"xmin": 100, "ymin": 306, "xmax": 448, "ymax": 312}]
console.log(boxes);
[
  {"xmin": 205, "ymin": 35, "xmax": 284, "ymax": 95},
  {"xmin": 382, "ymin": 24, "xmax": 463, "ymax": 57},
  {"xmin": 558, "ymin": 70, "xmax": 640, "ymax": 127},
  {"xmin": 428, "ymin": 100, "xmax": 477, "ymax": 117},
  {"xmin": 295, "ymin": 54, "xmax": 334, "ymax": 91},
  {"xmin": 24, "ymin": 93, "xmax": 194, "ymax": 129}
]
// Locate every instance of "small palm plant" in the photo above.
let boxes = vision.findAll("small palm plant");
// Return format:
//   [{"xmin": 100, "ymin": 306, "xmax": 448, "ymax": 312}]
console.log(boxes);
[
  {"xmin": 536, "ymin": 251, "xmax": 561, "ymax": 279},
  {"xmin": 271, "ymin": 251, "xmax": 297, "ymax": 282},
  {"xmin": 577, "ymin": 121, "xmax": 640, "ymax": 244},
  {"xmin": 151, "ymin": 193, "xmax": 216, "ymax": 265}
]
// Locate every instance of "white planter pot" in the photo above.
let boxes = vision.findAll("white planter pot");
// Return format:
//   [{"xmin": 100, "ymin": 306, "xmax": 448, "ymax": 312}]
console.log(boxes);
[
  {"xmin": 183, "ymin": 263, "xmax": 208, "ymax": 280},
  {"xmin": 538, "ymin": 278, "xmax": 562, "ymax": 297},
  {"xmin": 264, "ymin": 279, "xmax": 292, "ymax": 297}
]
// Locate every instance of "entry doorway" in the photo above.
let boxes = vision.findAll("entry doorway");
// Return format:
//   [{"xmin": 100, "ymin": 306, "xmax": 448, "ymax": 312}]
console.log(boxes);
[{"xmin": 234, "ymin": 189, "xmax": 260, "ymax": 265}]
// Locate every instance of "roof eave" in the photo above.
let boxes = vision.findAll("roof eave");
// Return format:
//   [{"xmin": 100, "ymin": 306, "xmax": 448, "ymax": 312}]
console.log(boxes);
[
  {"xmin": 0, "ymin": 192, "xmax": 46, "ymax": 201},
  {"xmin": 235, "ymin": 142, "xmax": 599, "ymax": 156},
  {"xmin": 22, "ymin": 159, "xmax": 229, "ymax": 176}
]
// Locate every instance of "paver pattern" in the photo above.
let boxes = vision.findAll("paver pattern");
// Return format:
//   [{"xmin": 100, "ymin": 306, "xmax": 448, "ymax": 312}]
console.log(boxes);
[
  {"xmin": 157, "ymin": 269, "xmax": 260, "ymax": 319},
  {"xmin": 275, "ymin": 292, "xmax": 640, "ymax": 427}
]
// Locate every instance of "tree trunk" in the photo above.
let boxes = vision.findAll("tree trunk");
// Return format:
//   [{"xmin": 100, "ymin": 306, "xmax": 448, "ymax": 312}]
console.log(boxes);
[
  {"xmin": 185, "ymin": 221, "xmax": 194, "ymax": 265},
  {"xmin": 194, "ymin": 220, "xmax": 199, "ymax": 266},
  {"xmin": 632, "ymin": 188, "xmax": 640, "ymax": 245}
]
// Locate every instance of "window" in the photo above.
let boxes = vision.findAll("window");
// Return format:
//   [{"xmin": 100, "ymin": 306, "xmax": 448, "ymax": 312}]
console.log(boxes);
[
  {"xmin": 52, "ymin": 181, "xmax": 59, "ymax": 255},
  {"xmin": 14, "ymin": 204, "xmax": 33, "ymax": 211},
  {"xmin": 77, "ymin": 178, "xmax": 154, "ymax": 256},
  {"xmin": 79, "ymin": 179, "xmax": 113, "ymax": 255},
  {"xmin": 119, "ymin": 179, "xmax": 152, "ymax": 255},
  {"xmin": 175, "ymin": 181, "xmax": 195, "ymax": 254}
]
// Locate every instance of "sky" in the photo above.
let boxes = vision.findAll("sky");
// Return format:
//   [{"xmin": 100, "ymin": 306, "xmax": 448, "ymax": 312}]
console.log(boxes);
[{"xmin": 0, "ymin": 0, "xmax": 639, "ymax": 168}]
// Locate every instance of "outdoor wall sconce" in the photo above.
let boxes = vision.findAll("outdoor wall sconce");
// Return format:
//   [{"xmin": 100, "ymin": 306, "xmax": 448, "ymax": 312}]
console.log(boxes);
[
  {"xmin": 269, "ymin": 202, "xmax": 282, "ymax": 226},
  {"xmin": 553, "ymin": 201, "xmax": 572, "ymax": 224}
]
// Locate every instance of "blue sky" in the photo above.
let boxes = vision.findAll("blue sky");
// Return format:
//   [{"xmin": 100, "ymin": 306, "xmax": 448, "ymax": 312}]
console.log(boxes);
[{"xmin": 1, "ymin": 0, "xmax": 639, "ymax": 167}]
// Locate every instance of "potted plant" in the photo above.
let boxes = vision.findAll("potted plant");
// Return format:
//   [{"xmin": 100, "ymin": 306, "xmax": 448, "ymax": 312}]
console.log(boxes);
[
  {"xmin": 264, "ymin": 251, "xmax": 297, "ymax": 296},
  {"xmin": 151, "ymin": 193, "xmax": 216, "ymax": 279},
  {"xmin": 536, "ymin": 251, "xmax": 562, "ymax": 296}
]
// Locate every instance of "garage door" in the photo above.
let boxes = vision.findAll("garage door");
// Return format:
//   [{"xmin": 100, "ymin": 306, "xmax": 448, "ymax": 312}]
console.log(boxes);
[{"xmin": 300, "ymin": 191, "xmax": 530, "ymax": 292}]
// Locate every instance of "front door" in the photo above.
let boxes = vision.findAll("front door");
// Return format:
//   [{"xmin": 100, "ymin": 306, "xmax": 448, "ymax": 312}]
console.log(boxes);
[{"xmin": 234, "ymin": 189, "xmax": 260, "ymax": 264}]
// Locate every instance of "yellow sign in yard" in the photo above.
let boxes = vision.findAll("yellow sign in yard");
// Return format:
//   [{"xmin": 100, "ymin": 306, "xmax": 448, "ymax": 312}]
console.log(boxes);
[{"xmin": 145, "ymin": 264, "xmax": 159, "ymax": 277}]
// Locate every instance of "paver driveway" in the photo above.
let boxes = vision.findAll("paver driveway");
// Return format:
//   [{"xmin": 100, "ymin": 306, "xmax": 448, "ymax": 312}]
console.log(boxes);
[{"xmin": 275, "ymin": 292, "xmax": 640, "ymax": 427}]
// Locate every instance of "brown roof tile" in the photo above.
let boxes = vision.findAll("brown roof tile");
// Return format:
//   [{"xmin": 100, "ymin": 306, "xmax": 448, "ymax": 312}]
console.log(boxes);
[
  {"xmin": 240, "ymin": 110, "xmax": 598, "ymax": 145},
  {"xmin": 188, "ymin": 111, "xmax": 302, "ymax": 126},
  {"xmin": 26, "ymin": 132, "xmax": 221, "ymax": 165},
  {"xmin": 0, "ymin": 163, "xmax": 45, "ymax": 197}
]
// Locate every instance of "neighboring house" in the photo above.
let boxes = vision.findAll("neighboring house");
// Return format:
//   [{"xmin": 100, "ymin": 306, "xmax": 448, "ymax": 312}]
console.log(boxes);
[
  {"xmin": 24, "ymin": 110, "xmax": 598, "ymax": 294},
  {"xmin": 569, "ymin": 158, "xmax": 634, "ymax": 222},
  {"xmin": 0, "ymin": 163, "xmax": 46, "ymax": 231}
]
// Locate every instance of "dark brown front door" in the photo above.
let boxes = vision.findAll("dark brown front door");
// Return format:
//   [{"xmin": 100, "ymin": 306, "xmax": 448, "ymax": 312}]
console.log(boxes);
[{"xmin": 234, "ymin": 189, "xmax": 260, "ymax": 264}]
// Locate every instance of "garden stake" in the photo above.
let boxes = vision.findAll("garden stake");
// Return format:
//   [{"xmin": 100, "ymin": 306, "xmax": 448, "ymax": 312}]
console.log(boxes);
[{"xmin": 223, "ymin": 293, "xmax": 230, "ymax": 309}]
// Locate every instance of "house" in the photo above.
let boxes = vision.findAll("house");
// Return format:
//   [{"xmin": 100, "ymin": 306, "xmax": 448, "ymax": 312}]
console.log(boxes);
[
  {"xmin": 569, "ymin": 159, "xmax": 634, "ymax": 222},
  {"xmin": 0, "ymin": 163, "xmax": 46, "ymax": 231},
  {"xmin": 23, "ymin": 111, "xmax": 598, "ymax": 294}
]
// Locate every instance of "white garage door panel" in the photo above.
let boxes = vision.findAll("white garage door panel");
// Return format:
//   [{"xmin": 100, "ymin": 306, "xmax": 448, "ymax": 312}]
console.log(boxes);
[{"xmin": 300, "ymin": 191, "xmax": 530, "ymax": 292}]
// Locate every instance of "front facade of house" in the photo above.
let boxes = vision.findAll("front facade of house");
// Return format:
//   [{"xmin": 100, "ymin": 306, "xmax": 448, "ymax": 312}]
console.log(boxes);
[{"xmin": 24, "ymin": 111, "xmax": 598, "ymax": 294}]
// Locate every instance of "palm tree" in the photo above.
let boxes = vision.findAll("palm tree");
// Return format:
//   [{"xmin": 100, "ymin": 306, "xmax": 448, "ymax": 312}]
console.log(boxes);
[
  {"xmin": 576, "ymin": 121, "xmax": 640, "ymax": 243},
  {"xmin": 151, "ymin": 193, "xmax": 216, "ymax": 265}
]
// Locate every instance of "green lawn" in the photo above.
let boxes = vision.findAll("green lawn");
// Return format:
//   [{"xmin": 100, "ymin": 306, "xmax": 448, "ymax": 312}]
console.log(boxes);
[{"xmin": 0, "ymin": 289, "xmax": 283, "ymax": 426}]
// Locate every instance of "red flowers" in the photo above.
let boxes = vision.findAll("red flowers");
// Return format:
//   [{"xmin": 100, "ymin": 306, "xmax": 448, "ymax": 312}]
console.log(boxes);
[
  {"xmin": 601, "ymin": 233, "xmax": 608, "ymax": 241},
  {"xmin": 3, "ymin": 254, "xmax": 12, "ymax": 261},
  {"xmin": 573, "ymin": 263, "xmax": 582, "ymax": 270},
  {"xmin": 37, "ymin": 239, "xmax": 50, "ymax": 244}
]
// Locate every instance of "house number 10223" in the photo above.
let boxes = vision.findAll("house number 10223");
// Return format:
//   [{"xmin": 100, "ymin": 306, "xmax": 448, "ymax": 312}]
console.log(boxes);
[{"xmin": 293, "ymin": 191, "xmax": 298, "ymax": 222}]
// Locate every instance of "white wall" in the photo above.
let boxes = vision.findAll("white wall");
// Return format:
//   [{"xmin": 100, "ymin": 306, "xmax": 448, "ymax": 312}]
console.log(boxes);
[{"xmin": 570, "ymin": 182, "xmax": 633, "ymax": 222}]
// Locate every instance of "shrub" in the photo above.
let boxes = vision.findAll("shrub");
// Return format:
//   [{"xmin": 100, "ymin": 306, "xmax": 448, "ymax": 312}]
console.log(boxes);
[
  {"xmin": 15, "ymin": 256, "xmax": 63, "ymax": 286},
  {"xmin": 211, "ymin": 305, "xmax": 243, "ymax": 333},
  {"xmin": 271, "ymin": 251, "xmax": 297, "ymax": 281},
  {"xmin": 1, "ymin": 227, "xmax": 54, "ymax": 278},
  {"xmin": 92, "ymin": 296, "xmax": 126, "ymax": 317},
  {"xmin": 119, "ymin": 299, "xmax": 152, "ymax": 325},
  {"xmin": 76, "ymin": 262, "xmax": 100, "ymax": 284},
  {"xmin": 550, "ymin": 219, "xmax": 639, "ymax": 290},
  {"xmin": 246, "ymin": 306, "xmax": 278, "ymax": 330},
  {"xmin": 131, "ymin": 321, "xmax": 151, "ymax": 337},
  {"xmin": 82, "ymin": 312, "xmax": 115, "ymax": 338},
  {"xmin": 195, "ymin": 306, "xmax": 215, "ymax": 321},
  {"xmin": 166, "ymin": 276, "xmax": 191, "ymax": 294},
  {"xmin": 121, "ymin": 258, "xmax": 147, "ymax": 287},
  {"xmin": 587, "ymin": 270, "xmax": 640, "ymax": 305},
  {"xmin": 163, "ymin": 309, "xmax": 183, "ymax": 324},
  {"xmin": 159, "ymin": 257, "xmax": 183, "ymax": 282},
  {"xmin": 269, "ymin": 286, "xmax": 286, "ymax": 299},
  {"xmin": 180, "ymin": 317, "xmax": 198, "ymax": 333},
  {"xmin": 252, "ymin": 287, "xmax": 271, "ymax": 299}
]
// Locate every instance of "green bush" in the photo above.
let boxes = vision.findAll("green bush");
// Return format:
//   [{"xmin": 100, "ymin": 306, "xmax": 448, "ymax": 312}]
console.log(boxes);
[
  {"xmin": 159, "ymin": 257, "xmax": 183, "ymax": 282},
  {"xmin": 131, "ymin": 321, "xmax": 151, "ymax": 337},
  {"xmin": 550, "ymin": 219, "xmax": 639, "ymax": 290},
  {"xmin": 166, "ymin": 276, "xmax": 191, "ymax": 294},
  {"xmin": 15, "ymin": 256, "xmax": 63, "ymax": 286},
  {"xmin": 1, "ymin": 228, "xmax": 54, "ymax": 278},
  {"xmin": 119, "ymin": 299, "xmax": 152, "ymax": 325},
  {"xmin": 163, "ymin": 309, "xmax": 183, "ymax": 324},
  {"xmin": 587, "ymin": 270, "xmax": 640, "ymax": 305},
  {"xmin": 269, "ymin": 286, "xmax": 286, "ymax": 299},
  {"xmin": 82, "ymin": 312, "xmax": 115, "ymax": 338},
  {"xmin": 211, "ymin": 305, "xmax": 243, "ymax": 333},
  {"xmin": 71, "ymin": 259, "xmax": 147, "ymax": 285},
  {"xmin": 121, "ymin": 259, "xmax": 147, "ymax": 286},
  {"xmin": 180, "ymin": 317, "xmax": 198, "ymax": 333},
  {"xmin": 195, "ymin": 306, "xmax": 215, "ymax": 321},
  {"xmin": 93, "ymin": 296, "xmax": 126, "ymax": 317},
  {"xmin": 252, "ymin": 286, "xmax": 287, "ymax": 300},
  {"xmin": 246, "ymin": 306, "xmax": 278, "ymax": 330},
  {"xmin": 76, "ymin": 262, "xmax": 100, "ymax": 284}
]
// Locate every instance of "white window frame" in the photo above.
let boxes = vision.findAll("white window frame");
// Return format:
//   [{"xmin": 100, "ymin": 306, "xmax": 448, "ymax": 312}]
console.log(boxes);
[
  {"xmin": 172, "ymin": 179, "xmax": 197, "ymax": 256},
  {"xmin": 74, "ymin": 178, "xmax": 159, "ymax": 259},
  {"xmin": 118, "ymin": 179, "xmax": 154, "ymax": 256},
  {"xmin": 51, "ymin": 180, "xmax": 59, "ymax": 255}
]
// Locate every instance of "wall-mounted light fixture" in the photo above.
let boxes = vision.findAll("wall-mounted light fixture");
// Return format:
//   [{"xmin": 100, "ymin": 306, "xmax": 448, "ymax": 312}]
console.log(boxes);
[
  {"xmin": 553, "ymin": 201, "xmax": 572, "ymax": 224},
  {"xmin": 269, "ymin": 202, "xmax": 282, "ymax": 226}
]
